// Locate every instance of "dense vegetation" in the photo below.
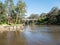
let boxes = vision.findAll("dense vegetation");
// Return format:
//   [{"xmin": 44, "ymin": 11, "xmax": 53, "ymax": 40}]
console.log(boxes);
[
  {"xmin": 0, "ymin": 0, "xmax": 26, "ymax": 25},
  {"xmin": 46, "ymin": 7, "xmax": 60, "ymax": 25},
  {"xmin": 28, "ymin": 7, "xmax": 60, "ymax": 25},
  {"xmin": 38, "ymin": 7, "xmax": 60, "ymax": 25},
  {"xmin": 0, "ymin": 0, "xmax": 60, "ymax": 25}
]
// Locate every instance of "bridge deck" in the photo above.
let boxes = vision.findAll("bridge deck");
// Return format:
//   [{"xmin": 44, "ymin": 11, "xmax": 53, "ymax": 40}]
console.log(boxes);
[{"xmin": 23, "ymin": 19, "xmax": 37, "ymax": 21}]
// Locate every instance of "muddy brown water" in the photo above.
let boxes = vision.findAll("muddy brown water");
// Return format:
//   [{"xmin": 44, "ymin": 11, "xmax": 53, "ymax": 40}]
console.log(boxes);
[{"xmin": 0, "ymin": 25, "xmax": 60, "ymax": 45}]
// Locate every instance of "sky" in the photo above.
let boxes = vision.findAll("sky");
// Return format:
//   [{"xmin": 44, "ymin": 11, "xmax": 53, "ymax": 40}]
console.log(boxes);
[
  {"xmin": 23, "ymin": 0, "xmax": 60, "ymax": 17},
  {"xmin": 0, "ymin": 0, "xmax": 60, "ymax": 17}
]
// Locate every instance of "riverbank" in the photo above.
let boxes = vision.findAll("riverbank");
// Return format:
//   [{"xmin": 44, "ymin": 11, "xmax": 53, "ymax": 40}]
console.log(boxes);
[{"xmin": 0, "ymin": 24, "xmax": 24, "ymax": 33}]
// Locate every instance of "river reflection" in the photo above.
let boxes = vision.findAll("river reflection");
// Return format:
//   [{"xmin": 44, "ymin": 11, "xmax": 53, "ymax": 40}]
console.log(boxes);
[
  {"xmin": 0, "ymin": 31, "xmax": 27, "ymax": 45},
  {"xmin": 0, "ymin": 25, "xmax": 60, "ymax": 45}
]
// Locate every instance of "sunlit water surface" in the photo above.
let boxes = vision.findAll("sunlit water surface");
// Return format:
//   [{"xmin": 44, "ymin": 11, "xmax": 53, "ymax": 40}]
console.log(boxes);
[{"xmin": 0, "ymin": 25, "xmax": 60, "ymax": 45}]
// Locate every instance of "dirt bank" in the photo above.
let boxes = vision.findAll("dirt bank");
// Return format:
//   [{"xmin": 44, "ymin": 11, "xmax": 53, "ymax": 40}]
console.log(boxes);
[{"xmin": 0, "ymin": 24, "xmax": 24, "ymax": 33}]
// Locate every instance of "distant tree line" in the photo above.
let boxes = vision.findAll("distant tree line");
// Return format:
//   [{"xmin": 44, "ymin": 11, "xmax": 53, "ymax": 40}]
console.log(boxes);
[
  {"xmin": 0, "ymin": 0, "xmax": 60, "ymax": 25},
  {"xmin": 28, "ymin": 7, "xmax": 60, "ymax": 25},
  {"xmin": 46, "ymin": 7, "xmax": 60, "ymax": 25}
]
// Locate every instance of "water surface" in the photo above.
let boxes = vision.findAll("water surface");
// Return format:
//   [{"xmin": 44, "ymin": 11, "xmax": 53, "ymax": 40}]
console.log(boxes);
[{"xmin": 0, "ymin": 25, "xmax": 60, "ymax": 45}]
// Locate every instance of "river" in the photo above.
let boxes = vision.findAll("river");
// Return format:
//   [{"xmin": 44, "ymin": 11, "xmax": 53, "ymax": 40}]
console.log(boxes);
[{"xmin": 0, "ymin": 25, "xmax": 60, "ymax": 45}]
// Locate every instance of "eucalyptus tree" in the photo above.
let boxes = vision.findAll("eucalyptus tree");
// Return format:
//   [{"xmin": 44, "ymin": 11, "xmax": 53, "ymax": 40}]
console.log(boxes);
[
  {"xmin": 15, "ymin": 0, "xmax": 26, "ymax": 24},
  {"xmin": 56, "ymin": 9, "xmax": 60, "ymax": 24},
  {"xmin": 46, "ymin": 7, "xmax": 59, "ymax": 24},
  {"xmin": 37, "ymin": 13, "xmax": 47, "ymax": 24},
  {"xmin": 0, "ymin": 2, "xmax": 7, "ymax": 24},
  {"xmin": 4, "ymin": 0, "xmax": 26, "ymax": 24},
  {"xmin": 28, "ymin": 14, "xmax": 39, "ymax": 19},
  {"xmin": 5, "ymin": 0, "xmax": 15, "ymax": 24}
]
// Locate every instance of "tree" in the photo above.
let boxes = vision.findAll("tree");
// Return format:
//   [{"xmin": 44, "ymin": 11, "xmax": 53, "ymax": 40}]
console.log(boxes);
[
  {"xmin": 37, "ymin": 13, "xmax": 47, "ymax": 24},
  {"xmin": 37, "ymin": 7, "xmax": 60, "ymax": 25},
  {"xmin": 40, "ymin": 13, "xmax": 46, "ymax": 20},
  {"xmin": 46, "ymin": 7, "xmax": 60, "ymax": 24},
  {"xmin": 15, "ymin": 0, "xmax": 26, "ymax": 24},
  {"xmin": 0, "ymin": 2, "xmax": 7, "ymax": 24},
  {"xmin": 0, "ymin": 0, "xmax": 26, "ymax": 25},
  {"xmin": 5, "ymin": 0, "xmax": 15, "ymax": 24},
  {"xmin": 56, "ymin": 10, "xmax": 60, "ymax": 24},
  {"xmin": 28, "ymin": 14, "xmax": 39, "ymax": 19}
]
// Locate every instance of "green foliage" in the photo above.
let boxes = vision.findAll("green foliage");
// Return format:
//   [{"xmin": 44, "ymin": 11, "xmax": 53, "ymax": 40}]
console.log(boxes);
[
  {"xmin": 46, "ymin": 7, "xmax": 60, "ymax": 25},
  {"xmin": 0, "ymin": 0, "xmax": 60, "ymax": 25},
  {"xmin": 37, "ymin": 7, "xmax": 60, "ymax": 25},
  {"xmin": 0, "ymin": 0, "xmax": 26, "ymax": 25},
  {"xmin": 0, "ymin": 2, "xmax": 5, "ymax": 15},
  {"xmin": 28, "ymin": 14, "xmax": 39, "ymax": 19},
  {"xmin": 15, "ymin": 0, "xmax": 26, "ymax": 24},
  {"xmin": 0, "ymin": 2, "xmax": 7, "ymax": 24}
]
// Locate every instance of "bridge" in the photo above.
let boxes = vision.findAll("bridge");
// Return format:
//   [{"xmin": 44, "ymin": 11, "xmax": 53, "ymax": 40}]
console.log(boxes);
[
  {"xmin": 22, "ymin": 19, "xmax": 38, "ymax": 25},
  {"xmin": 23, "ymin": 19, "xmax": 37, "ymax": 21}
]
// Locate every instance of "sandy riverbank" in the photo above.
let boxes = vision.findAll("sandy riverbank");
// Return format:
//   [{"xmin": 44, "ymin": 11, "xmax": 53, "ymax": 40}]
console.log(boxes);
[{"xmin": 0, "ymin": 24, "xmax": 24, "ymax": 33}]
